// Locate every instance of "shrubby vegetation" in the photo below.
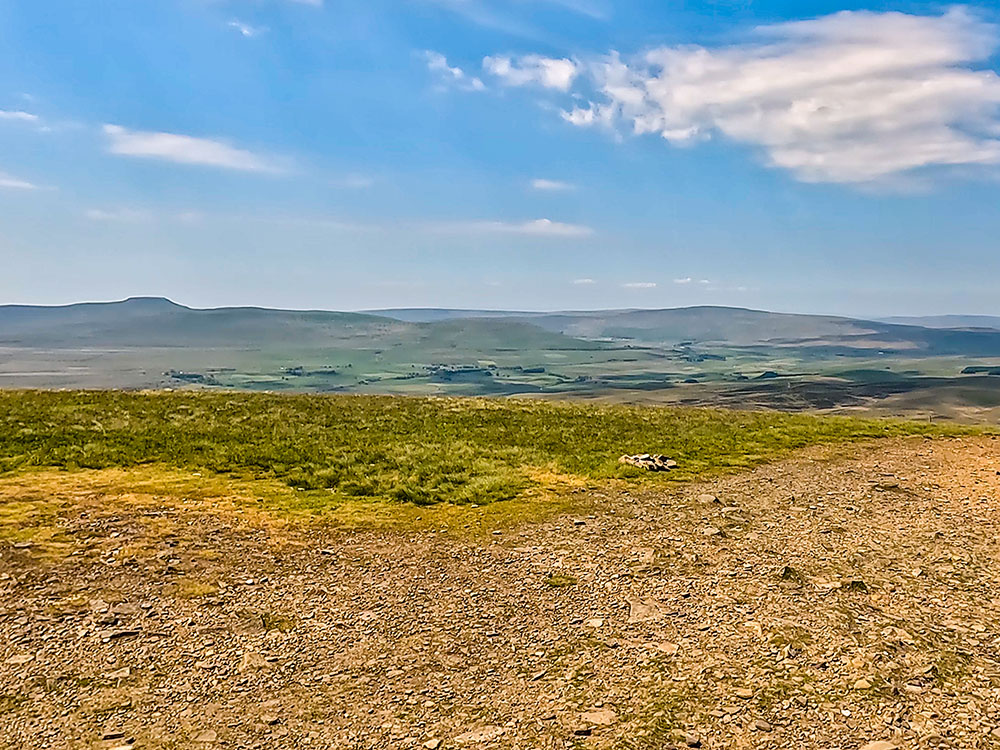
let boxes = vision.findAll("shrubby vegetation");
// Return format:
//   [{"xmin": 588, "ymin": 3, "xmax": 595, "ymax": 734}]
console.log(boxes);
[{"xmin": 0, "ymin": 391, "xmax": 972, "ymax": 505}]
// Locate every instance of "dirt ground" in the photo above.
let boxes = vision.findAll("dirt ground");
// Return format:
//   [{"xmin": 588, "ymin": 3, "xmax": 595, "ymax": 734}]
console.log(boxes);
[{"xmin": 3, "ymin": 436, "xmax": 1000, "ymax": 749}]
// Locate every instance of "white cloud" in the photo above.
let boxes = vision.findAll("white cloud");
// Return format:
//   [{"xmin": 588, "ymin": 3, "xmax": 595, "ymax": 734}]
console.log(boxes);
[
  {"xmin": 484, "ymin": 55, "xmax": 578, "ymax": 91},
  {"xmin": 673, "ymin": 277, "xmax": 692, "ymax": 284},
  {"xmin": 85, "ymin": 208, "xmax": 153, "ymax": 222},
  {"xmin": 531, "ymin": 178, "xmax": 575, "ymax": 191},
  {"xmin": 0, "ymin": 172, "xmax": 38, "ymax": 190},
  {"xmin": 572, "ymin": 278, "xmax": 596, "ymax": 285},
  {"xmin": 425, "ymin": 51, "xmax": 485, "ymax": 92},
  {"xmin": 287, "ymin": 0, "xmax": 322, "ymax": 6},
  {"xmin": 0, "ymin": 110, "xmax": 39, "ymax": 123},
  {"xmin": 622, "ymin": 281, "xmax": 656, "ymax": 289},
  {"xmin": 560, "ymin": 8, "xmax": 1000, "ymax": 184},
  {"xmin": 435, "ymin": 217, "xmax": 593, "ymax": 237},
  {"xmin": 103, "ymin": 125, "xmax": 279, "ymax": 172},
  {"xmin": 228, "ymin": 20, "xmax": 267, "ymax": 37}
]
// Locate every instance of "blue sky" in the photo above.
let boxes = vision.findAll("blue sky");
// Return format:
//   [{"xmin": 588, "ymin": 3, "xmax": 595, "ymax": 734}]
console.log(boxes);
[{"xmin": 1, "ymin": 0, "xmax": 999, "ymax": 315}]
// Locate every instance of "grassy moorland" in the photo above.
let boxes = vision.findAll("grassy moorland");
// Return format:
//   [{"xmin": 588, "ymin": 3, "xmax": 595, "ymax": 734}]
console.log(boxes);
[{"xmin": 0, "ymin": 390, "xmax": 976, "ymax": 507}]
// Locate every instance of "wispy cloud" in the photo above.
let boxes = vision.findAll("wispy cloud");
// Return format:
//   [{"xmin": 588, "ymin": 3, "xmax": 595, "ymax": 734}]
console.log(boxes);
[
  {"xmin": 673, "ymin": 277, "xmax": 692, "ymax": 284},
  {"xmin": 0, "ymin": 171, "xmax": 39, "ymax": 190},
  {"xmin": 484, "ymin": 55, "xmax": 578, "ymax": 91},
  {"xmin": 572, "ymin": 278, "xmax": 596, "ymax": 285},
  {"xmin": 531, "ymin": 178, "xmax": 575, "ymax": 191},
  {"xmin": 622, "ymin": 281, "xmax": 656, "ymax": 289},
  {"xmin": 435, "ymin": 218, "xmax": 594, "ymax": 237},
  {"xmin": 103, "ymin": 125, "xmax": 280, "ymax": 172},
  {"xmin": 287, "ymin": 0, "xmax": 322, "ymax": 6},
  {"xmin": 85, "ymin": 208, "xmax": 153, "ymax": 222},
  {"xmin": 424, "ymin": 0, "xmax": 606, "ymax": 32},
  {"xmin": 541, "ymin": 0, "xmax": 608, "ymax": 20},
  {"xmin": 228, "ymin": 20, "xmax": 267, "ymax": 38},
  {"xmin": 0, "ymin": 109, "xmax": 39, "ymax": 123},
  {"xmin": 425, "ymin": 51, "xmax": 485, "ymax": 92},
  {"xmin": 559, "ymin": 8, "xmax": 1000, "ymax": 184}
]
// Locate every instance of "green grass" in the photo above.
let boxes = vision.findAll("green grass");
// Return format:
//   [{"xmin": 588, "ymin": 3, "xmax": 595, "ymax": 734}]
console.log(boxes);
[{"xmin": 0, "ymin": 390, "xmax": 975, "ymax": 506}]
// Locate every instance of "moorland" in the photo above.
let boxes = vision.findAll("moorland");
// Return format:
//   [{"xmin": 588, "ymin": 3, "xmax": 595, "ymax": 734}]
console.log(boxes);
[
  {"xmin": 1, "ymin": 390, "xmax": 998, "ymax": 749},
  {"xmin": 4, "ymin": 300, "xmax": 1000, "ymax": 748}
]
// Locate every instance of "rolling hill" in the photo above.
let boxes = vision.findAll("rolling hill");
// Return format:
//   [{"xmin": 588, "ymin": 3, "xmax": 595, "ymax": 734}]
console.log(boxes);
[
  {"xmin": 4, "ymin": 298, "xmax": 1000, "ymax": 406},
  {"xmin": 372, "ymin": 305, "xmax": 1000, "ymax": 354},
  {"xmin": 880, "ymin": 314, "xmax": 1000, "ymax": 331}
]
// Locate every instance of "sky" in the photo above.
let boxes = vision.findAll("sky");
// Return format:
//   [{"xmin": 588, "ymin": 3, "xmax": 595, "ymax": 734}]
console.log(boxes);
[{"xmin": 1, "ymin": 0, "xmax": 999, "ymax": 316}]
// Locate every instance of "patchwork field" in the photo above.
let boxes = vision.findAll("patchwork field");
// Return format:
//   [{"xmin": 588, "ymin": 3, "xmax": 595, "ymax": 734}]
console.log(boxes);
[{"xmin": 5, "ymin": 300, "xmax": 1000, "ymax": 422}]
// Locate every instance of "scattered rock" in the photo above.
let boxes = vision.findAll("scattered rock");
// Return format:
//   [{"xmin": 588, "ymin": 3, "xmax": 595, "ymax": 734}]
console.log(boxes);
[
  {"xmin": 627, "ymin": 597, "xmax": 665, "ymax": 623},
  {"xmin": 5, "ymin": 654, "xmax": 32, "ymax": 665},
  {"xmin": 753, "ymin": 719, "xmax": 772, "ymax": 732},
  {"xmin": 619, "ymin": 454, "xmax": 678, "ymax": 471},
  {"xmin": 454, "ymin": 727, "xmax": 505, "ymax": 744},
  {"xmin": 99, "ymin": 629, "xmax": 141, "ymax": 641},
  {"xmin": 779, "ymin": 565, "xmax": 803, "ymax": 582},
  {"xmin": 238, "ymin": 652, "xmax": 271, "ymax": 672},
  {"xmin": 734, "ymin": 688, "xmax": 754, "ymax": 699},
  {"xmin": 424, "ymin": 740, "xmax": 441, "ymax": 750},
  {"xmin": 854, "ymin": 678, "xmax": 873, "ymax": 690},
  {"xmin": 859, "ymin": 742, "xmax": 898, "ymax": 750},
  {"xmin": 193, "ymin": 730, "xmax": 218, "ymax": 743},
  {"xmin": 581, "ymin": 708, "xmax": 617, "ymax": 725}
]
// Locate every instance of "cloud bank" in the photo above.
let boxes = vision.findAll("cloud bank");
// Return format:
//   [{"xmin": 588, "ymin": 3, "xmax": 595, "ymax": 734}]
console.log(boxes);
[{"xmin": 559, "ymin": 8, "xmax": 1000, "ymax": 183}]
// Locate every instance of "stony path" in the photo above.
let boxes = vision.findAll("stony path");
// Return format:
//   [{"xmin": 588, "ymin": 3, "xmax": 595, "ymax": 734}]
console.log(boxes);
[{"xmin": 3, "ymin": 436, "xmax": 1000, "ymax": 749}]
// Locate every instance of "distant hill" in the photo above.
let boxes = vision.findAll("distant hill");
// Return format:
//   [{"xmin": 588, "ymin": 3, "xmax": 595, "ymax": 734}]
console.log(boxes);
[
  {"xmin": 7, "ymin": 298, "xmax": 1000, "ymax": 397},
  {"xmin": 363, "ymin": 308, "xmax": 540, "ymax": 322},
  {"xmin": 880, "ymin": 315, "xmax": 1000, "ymax": 331},
  {"xmin": 6, "ymin": 298, "xmax": 1000, "ymax": 364},
  {"xmin": 0, "ymin": 297, "xmax": 600, "ymax": 352},
  {"xmin": 0, "ymin": 297, "xmax": 396, "ymax": 348},
  {"xmin": 373, "ymin": 305, "xmax": 1000, "ymax": 354}
]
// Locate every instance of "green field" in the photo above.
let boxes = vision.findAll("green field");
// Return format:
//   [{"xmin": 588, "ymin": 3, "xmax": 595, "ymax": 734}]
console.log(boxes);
[{"xmin": 0, "ymin": 390, "xmax": 975, "ymax": 507}]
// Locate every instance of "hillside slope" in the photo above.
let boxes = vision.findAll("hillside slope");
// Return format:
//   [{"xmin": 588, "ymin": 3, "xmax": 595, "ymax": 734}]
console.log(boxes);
[
  {"xmin": 375, "ymin": 305, "xmax": 1000, "ymax": 355},
  {"xmin": 0, "ymin": 297, "xmax": 598, "ymax": 352}
]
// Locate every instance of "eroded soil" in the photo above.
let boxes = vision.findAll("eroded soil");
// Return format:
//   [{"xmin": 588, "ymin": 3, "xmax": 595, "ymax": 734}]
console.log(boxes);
[{"xmin": 3, "ymin": 437, "xmax": 1000, "ymax": 749}]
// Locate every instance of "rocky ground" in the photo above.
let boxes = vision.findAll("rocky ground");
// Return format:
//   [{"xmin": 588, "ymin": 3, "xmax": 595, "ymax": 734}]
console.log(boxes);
[{"xmin": 3, "ymin": 436, "xmax": 1000, "ymax": 749}]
